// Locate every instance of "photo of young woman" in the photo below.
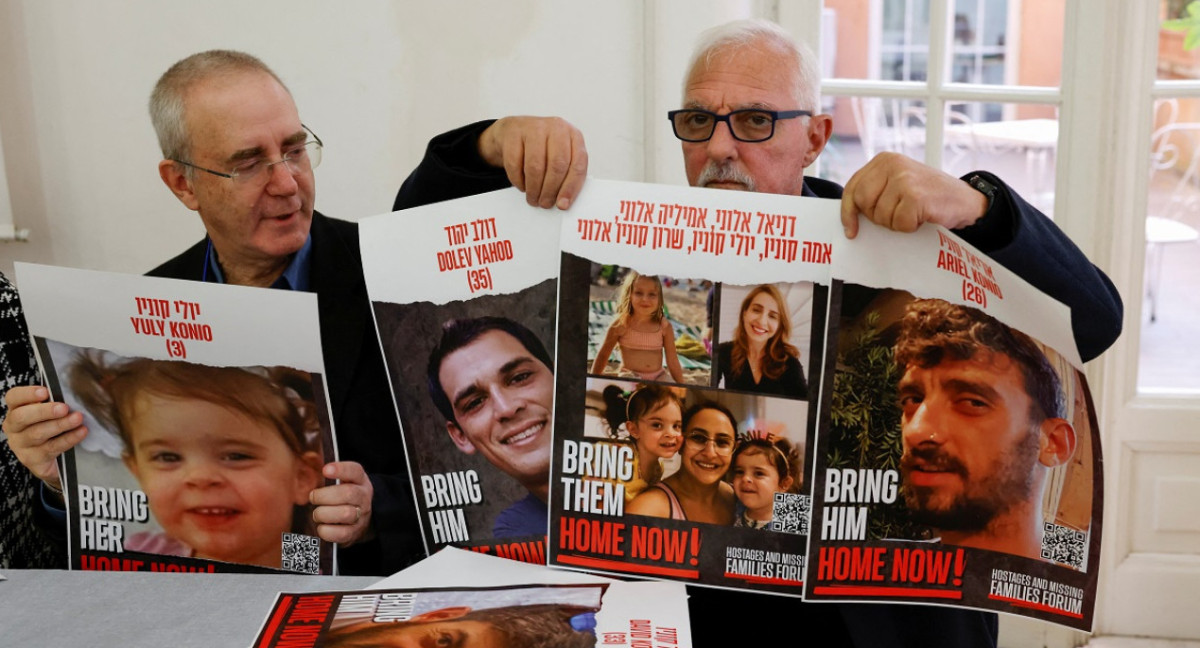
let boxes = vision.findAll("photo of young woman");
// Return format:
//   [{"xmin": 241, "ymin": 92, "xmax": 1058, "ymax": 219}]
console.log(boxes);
[
  {"xmin": 625, "ymin": 401, "xmax": 739, "ymax": 525},
  {"xmin": 714, "ymin": 283, "xmax": 813, "ymax": 399}
]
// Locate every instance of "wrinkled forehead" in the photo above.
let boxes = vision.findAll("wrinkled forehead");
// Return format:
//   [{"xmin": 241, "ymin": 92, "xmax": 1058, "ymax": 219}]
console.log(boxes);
[
  {"xmin": 182, "ymin": 70, "xmax": 302, "ymax": 152},
  {"xmin": 683, "ymin": 41, "xmax": 802, "ymax": 108}
]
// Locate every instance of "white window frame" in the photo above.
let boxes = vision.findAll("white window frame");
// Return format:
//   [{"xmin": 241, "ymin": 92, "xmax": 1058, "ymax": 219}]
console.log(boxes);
[
  {"xmin": 864, "ymin": 0, "xmax": 1019, "ymax": 124},
  {"xmin": 823, "ymin": 1, "xmax": 1057, "ymax": 173}
]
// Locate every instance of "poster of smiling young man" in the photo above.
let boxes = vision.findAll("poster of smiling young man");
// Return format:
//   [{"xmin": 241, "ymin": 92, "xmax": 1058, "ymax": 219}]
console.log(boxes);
[
  {"xmin": 361, "ymin": 189, "xmax": 560, "ymax": 562},
  {"xmin": 16, "ymin": 263, "xmax": 337, "ymax": 575},
  {"xmin": 549, "ymin": 178, "xmax": 840, "ymax": 595},
  {"xmin": 802, "ymin": 223, "xmax": 1101, "ymax": 630}
]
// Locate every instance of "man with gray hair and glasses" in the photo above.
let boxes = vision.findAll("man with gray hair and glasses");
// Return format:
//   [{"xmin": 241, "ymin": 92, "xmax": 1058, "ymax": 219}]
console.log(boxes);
[
  {"xmin": 673, "ymin": 19, "xmax": 1117, "ymax": 648},
  {"xmin": 2, "ymin": 49, "xmax": 587, "ymax": 575},
  {"xmin": 393, "ymin": 18, "xmax": 1121, "ymax": 647}
]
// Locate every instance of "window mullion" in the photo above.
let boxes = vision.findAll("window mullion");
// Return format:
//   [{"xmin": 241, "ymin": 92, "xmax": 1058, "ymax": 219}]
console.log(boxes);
[
  {"xmin": 904, "ymin": 0, "xmax": 914, "ymax": 80},
  {"xmin": 868, "ymin": 0, "xmax": 883, "ymax": 80},
  {"xmin": 821, "ymin": 84, "xmax": 1061, "ymax": 110},
  {"xmin": 821, "ymin": 79, "xmax": 928, "ymax": 97},
  {"xmin": 1151, "ymin": 81, "xmax": 1200, "ymax": 98},
  {"xmin": 924, "ymin": 0, "xmax": 953, "ymax": 168},
  {"xmin": 939, "ymin": 83, "xmax": 1060, "ymax": 103}
]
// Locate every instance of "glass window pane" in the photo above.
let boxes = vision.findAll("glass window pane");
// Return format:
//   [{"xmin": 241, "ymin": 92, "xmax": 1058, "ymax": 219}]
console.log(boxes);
[
  {"xmin": 1139, "ymin": 97, "xmax": 1200, "ymax": 390},
  {"xmin": 982, "ymin": 1, "xmax": 1007, "ymax": 48},
  {"xmin": 954, "ymin": 0, "xmax": 979, "ymax": 46},
  {"xmin": 882, "ymin": 0, "xmax": 910, "ymax": 40},
  {"xmin": 980, "ymin": 55, "xmax": 1005, "ymax": 85},
  {"xmin": 907, "ymin": 53, "xmax": 929, "ymax": 81},
  {"xmin": 825, "ymin": 0, "xmax": 1062, "ymax": 86},
  {"xmin": 820, "ymin": 99, "xmax": 1057, "ymax": 209},
  {"xmin": 951, "ymin": 0, "xmax": 1063, "ymax": 87},
  {"xmin": 909, "ymin": 1, "xmax": 932, "ymax": 49},
  {"xmin": 940, "ymin": 102, "xmax": 1057, "ymax": 213},
  {"xmin": 951, "ymin": 52, "xmax": 978, "ymax": 83},
  {"xmin": 881, "ymin": 53, "xmax": 905, "ymax": 80},
  {"xmin": 951, "ymin": 0, "xmax": 1007, "ymax": 84},
  {"xmin": 821, "ymin": 97, "xmax": 928, "ymax": 186}
]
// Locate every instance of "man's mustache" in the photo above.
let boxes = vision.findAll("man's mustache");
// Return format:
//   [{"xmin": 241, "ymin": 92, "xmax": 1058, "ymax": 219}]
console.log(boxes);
[
  {"xmin": 697, "ymin": 161, "xmax": 756, "ymax": 190},
  {"xmin": 901, "ymin": 444, "xmax": 969, "ymax": 479}
]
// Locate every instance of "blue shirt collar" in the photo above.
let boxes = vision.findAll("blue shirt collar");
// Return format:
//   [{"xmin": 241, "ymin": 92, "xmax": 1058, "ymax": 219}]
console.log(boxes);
[{"xmin": 205, "ymin": 235, "xmax": 313, "ymax": 292}]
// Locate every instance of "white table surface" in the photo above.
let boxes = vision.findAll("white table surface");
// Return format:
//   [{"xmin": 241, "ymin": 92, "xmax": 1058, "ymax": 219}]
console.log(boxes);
[{"xmin": 0, "ymin": 569, "xmax": 378, "ymax": 647}]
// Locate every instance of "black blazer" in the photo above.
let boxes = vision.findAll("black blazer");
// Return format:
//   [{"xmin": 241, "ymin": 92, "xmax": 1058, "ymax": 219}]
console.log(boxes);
[{"xmin": 149, "ymin": 212, "xmax": 423, "ymax": 576}]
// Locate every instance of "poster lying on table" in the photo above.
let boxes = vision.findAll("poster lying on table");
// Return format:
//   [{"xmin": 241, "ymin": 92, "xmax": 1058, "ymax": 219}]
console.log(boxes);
[
  {"xmin": 254, "ymin": 547, "xmax": 690, "ymax": 647},
  {"xmin": 16, "ymin": 263, "xmax": 337, "ymax": 574},
  {"xmin": 252, "ymin": 551, "xmax": 691, "ymax": 648},
  {"xmin": 362, "ymin": 189, "xmax": 560, "ymax": 562},
  {"xmin": 548, "ymin": 178, "xmax": 840, "ymax": 595},
  {"xmin": 803, "ymin": 223, "xmax": 1101, "ymax": 630}
]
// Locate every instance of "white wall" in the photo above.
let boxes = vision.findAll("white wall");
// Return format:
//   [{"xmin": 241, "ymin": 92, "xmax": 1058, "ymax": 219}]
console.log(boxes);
[{"xmin": 1, "ymin": 1, "xmax": 772, "ymax": 279}]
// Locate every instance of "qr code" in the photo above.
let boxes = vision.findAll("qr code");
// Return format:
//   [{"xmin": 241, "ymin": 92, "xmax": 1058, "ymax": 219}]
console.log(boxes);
[
  {"xmin": 769, "ymin": 493, "xmax": 810, "ymax": 535},
  {"xmin": 1040, "ymin": 522, "xmax": 1086, "ymax": 570},
  {"xmin": 282, "ymin": 533, "xmax": 321, "ymax": 574}
]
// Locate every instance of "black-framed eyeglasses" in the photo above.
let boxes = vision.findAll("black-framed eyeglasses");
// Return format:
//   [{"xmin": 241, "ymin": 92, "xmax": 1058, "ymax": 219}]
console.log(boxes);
[
  {"xmin": 667, "ymin": 108, "xmax": 812, "ymax": 143},
  {"xmin": 172, "ymin": 124, "xmax": 323, "ymax": 184}
]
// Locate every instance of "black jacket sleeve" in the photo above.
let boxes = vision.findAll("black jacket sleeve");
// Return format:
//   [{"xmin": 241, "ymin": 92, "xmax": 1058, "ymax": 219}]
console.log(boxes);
[
  {"xmin": 953, "ymin": 171, "xmax": 1123, "ymax": 362},
  {"xmin": 394, "ymin": 120, "xmax": 512, "ymax": 211}
]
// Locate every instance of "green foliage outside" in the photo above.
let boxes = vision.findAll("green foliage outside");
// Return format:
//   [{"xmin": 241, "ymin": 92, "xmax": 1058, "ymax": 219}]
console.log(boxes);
[
  {"xmin": 827, "ymin": 311, "xmax": 927, "ymax": 540},
  {"xmin": 1165, "ymin": 0, "xmax": 1200, "ymax": 51}
]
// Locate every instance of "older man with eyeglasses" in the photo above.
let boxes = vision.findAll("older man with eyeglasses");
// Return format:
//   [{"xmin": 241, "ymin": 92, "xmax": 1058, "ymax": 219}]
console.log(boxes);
[
  {"xmin": 2, "ymin": 50, "xmax": 587, "ymax": 576},
  {"xmin": 671, "ymin": 20, "xmax": 1119, "ymax": 648}
]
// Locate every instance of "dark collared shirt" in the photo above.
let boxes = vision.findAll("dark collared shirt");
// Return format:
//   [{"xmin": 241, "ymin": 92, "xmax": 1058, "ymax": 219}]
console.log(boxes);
[{"xmin": 205, "ymin": 235, "xmax": 313, "ymax": 291}]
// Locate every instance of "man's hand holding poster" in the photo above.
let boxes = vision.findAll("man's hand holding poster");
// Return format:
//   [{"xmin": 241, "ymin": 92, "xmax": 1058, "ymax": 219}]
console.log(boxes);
[
  {"xmin": 361, "ymin": 189, "xmax": 561, "ymax": 562},
  {"xmin": 16, "ymin": 263, "xmax": 337, "ymax": 574}
]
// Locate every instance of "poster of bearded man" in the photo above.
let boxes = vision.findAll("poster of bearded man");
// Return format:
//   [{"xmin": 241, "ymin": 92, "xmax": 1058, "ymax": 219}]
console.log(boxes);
[{"xmin": 803, "ymin": 222, "xmax": 1101, "ymax": 632}]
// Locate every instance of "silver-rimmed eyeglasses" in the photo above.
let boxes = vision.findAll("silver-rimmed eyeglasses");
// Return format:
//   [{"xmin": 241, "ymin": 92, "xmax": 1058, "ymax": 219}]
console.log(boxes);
[{"xmin": 172, "ymin": 124, "xmax": 323, "ymax": 184}]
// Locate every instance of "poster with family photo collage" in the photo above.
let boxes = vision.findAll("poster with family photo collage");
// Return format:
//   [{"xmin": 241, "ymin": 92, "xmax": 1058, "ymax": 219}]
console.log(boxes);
[{"xmin": 548, "ymin": 179, "xmax": 841, "ymax": 595}]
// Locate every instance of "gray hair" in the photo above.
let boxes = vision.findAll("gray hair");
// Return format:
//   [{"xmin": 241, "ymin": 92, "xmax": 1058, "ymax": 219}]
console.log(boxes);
[
  {"xmin": 684, "ymin": 19, "xmax": 821, "ymax": 113},
  {"xmin": 148, "ymin": 50, "xmax": 289, "ymax": 162}
]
